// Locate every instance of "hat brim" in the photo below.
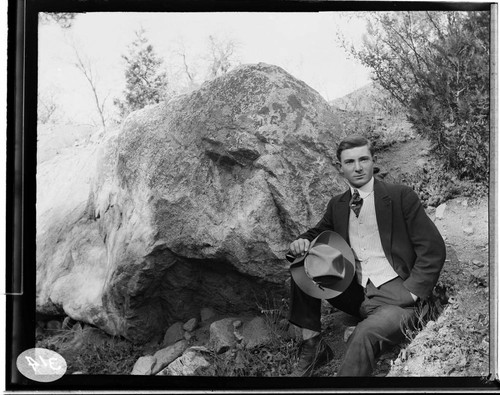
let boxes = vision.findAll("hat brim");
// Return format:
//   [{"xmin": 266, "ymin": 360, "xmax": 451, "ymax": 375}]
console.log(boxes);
[{"xmin": 290, "ymin": 231, "xmax": 356, "ymax": 299}]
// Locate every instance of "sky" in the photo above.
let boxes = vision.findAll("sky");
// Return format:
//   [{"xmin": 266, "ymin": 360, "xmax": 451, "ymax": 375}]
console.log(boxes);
[{"xmin": 38, "ymin": 12, "xmax": 374, "ymax": 126}]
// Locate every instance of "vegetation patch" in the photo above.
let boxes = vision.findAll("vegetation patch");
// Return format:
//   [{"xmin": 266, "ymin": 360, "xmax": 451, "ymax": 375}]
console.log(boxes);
[{"xmin": 37, "ymin": 325, "xmax": 144, "ymax": 375}]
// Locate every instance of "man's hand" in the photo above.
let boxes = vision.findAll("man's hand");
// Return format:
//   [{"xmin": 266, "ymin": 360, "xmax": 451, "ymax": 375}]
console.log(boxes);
[{"xmin": 289, "ymin": 238, "xmax": 310, "ymax": 257}]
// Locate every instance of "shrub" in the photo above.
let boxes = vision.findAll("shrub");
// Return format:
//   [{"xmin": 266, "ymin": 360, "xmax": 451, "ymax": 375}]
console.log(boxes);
[
  {"xmin": 347, "ymin": 11, "xmax": 490, "ymax": 187},
  {"xmin": 395, "ymin": 161, "xmax": 488, "ymax": 207}
]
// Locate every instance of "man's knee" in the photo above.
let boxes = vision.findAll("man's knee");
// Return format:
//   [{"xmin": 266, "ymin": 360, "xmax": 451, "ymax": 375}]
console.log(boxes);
[{"xmin": 352, "ymin": 305, "xmax": 416, "ymax": 345}]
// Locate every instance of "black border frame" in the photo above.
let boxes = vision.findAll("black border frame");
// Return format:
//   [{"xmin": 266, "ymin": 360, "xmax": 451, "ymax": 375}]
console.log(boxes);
[{"xmin": 6, "ymin": 0, "xmax": 499, "ymax": 392}]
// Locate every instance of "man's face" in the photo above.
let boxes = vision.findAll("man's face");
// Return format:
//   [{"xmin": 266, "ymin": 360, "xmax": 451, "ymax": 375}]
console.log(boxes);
[{"xmin": 338, "ymin": 145, "xmax": 375, "ymax": 188}]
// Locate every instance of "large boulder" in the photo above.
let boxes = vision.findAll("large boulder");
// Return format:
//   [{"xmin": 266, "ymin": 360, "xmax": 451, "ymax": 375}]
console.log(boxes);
[{"xmin": 36, "ymin": 63, "xmax": 348, "ymax": 342}]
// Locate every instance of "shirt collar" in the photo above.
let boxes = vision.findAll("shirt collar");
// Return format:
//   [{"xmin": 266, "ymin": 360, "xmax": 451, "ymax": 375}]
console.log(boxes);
[{"xmin": 349, "ymin": 177, "xmax": 374, "ymax": 199}]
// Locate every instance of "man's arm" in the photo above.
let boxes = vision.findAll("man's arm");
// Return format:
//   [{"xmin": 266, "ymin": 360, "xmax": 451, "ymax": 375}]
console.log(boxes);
[
  {"xmin": 288, "ymin": 198, "xmax": 337, "ymax": 256},
  {"xmin": 298, "ymin": 198, "xmax": 336, "ymax": 241},
  {"xmin": 401, "ymin": 187, "xmax": 446, "ymax": 299}
]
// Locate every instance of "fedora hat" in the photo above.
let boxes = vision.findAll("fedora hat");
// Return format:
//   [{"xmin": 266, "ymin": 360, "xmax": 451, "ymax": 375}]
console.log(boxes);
[{"xmin": 287, "ymin": 231, "xmax": 355, "ymax": 299}]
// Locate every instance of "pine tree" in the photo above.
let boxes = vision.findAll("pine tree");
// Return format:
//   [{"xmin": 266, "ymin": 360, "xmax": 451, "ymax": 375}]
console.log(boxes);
[{"xmin": 114, "ymin": 28, "xmax": 170, "ymax": 118}]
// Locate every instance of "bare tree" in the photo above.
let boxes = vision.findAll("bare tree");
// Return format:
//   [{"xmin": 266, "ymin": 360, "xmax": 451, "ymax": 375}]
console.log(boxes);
[
  {"xmin": 174, "ymin": 41, "xmax": 196, "ymax": 84},
  {"xmin": 170, "ymin": 39, "xmax": 201, "ymax": 94},
  {"xmin": 37, "ymin": 90, "xmax": 59, "ymax": 124},
  {"xmin": 206, "ymin": 35, "xmax": 240, "ymax": 79},
  {"xmin": 170, "ymin": 34, "xmax": 240, "ymax": 93},
  {"xmin": 71, "ymin": 44, "xmax": 109, "ymax": 130}
]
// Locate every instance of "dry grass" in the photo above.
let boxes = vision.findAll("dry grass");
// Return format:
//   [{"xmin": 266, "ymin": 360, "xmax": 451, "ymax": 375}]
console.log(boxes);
[
  {"xmin": 37, "ymin": 325, "xmax": 144, "ymax": 375},
  {"xmin": 198, "ymin": 293, "xmax": 300, "ymax": 376}
]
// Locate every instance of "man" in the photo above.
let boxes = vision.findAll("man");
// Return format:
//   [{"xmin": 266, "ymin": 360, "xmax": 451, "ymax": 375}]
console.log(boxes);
[{"xmin": 287, "ymin": 135, "xmax": 446, "ymax": 376}]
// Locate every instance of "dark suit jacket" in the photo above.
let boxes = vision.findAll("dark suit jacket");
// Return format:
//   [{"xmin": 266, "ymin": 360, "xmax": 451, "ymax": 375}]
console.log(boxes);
[{"xmin": 299, "ymin": 179, "xmax": 446, "ymax": 299}]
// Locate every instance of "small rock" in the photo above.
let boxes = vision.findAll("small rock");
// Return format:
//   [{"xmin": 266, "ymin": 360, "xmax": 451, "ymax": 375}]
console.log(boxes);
[
  {"xmin": 233, "ymin": 330, "xmax": 244, "ymax": 342},
  {"xmin": 72, "ymin": 371, "xmax": 85, "ymax": 375},
  {"xmin": 426, "ymin": 320, "xmax": 436, "ymax": 330},
  {"xmin": 152, "ymin": 340, "xmax": 188, "ymax": 375},
  {"xmin": 183, "ymin": 318, "xmax": 199, "ymax": 332},
  {"xmin": 183, "ymin": 332, "xmax": 193, "ymax": 341},
  {"xmin": 35, "ymin": 326, "xmax": 44, "ymax": 338},
  {"xmin": 162, "ymin": 322, "xmax": 184, "ymax": 347},
  {"xmin": 200, "ymin": 307, "xmax": 216, "ymax": 322},
  {"xmin": 435, "ymin": 203, "xmax": 447, "ymax": 220},
  {"xmin": 461, "ymin": 199, "xmax": 468, "ymax": 207},
  {"xmin": 463, "ymin": 227, "xmax": 474, "ymax": 236},
  {"xmin": 241, "ymin": 316, "xmax": 272, "ymax": 349},
  {"xmin": 472, "ymin": 259, "xmax": 483, "ymax": 267},
  {"xmin": 72, "ymin": 322, "xmax": 83, "ymax": 332},
  {"xmin": 232, "ymin": 320, "xmax": 242, "ymax": 329},
  {"xmin": 209, "ymin": 318, "xmax": 238, "ymax": 354},
  {"xmin": 158, "ymin": 349, "xmax": 210, "ymax": 376},
  {"xmin": 46, "ymin": 320, "xmax": 62, "ymax": 331},
  {"xmin": 131, "ymin": 356, "xmax": 157, "ymax": 375}
]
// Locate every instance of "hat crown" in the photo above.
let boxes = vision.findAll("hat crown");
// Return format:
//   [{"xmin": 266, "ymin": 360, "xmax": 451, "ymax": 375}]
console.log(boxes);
[
  {"xmin": 305, "ymin": 244, "xmax": 346, "ymax": 280},
  {"xmin": 288, "ymin": 230, "xmax": 355, "ymax": 299}
]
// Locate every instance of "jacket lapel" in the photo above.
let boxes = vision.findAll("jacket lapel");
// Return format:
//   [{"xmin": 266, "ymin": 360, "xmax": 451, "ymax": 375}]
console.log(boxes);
[
  {"xmin": 374, "ymin": 180, "xmax": 393, "ymax": 264},
  {"xmin": 335, "ymin": 189, "xmax": 351, "ymax": 242}
]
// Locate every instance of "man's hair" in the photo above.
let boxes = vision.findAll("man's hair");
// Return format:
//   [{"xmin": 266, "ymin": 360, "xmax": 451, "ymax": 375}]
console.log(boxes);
[{"xmin": 336, "ymin": 135, "xmax": 375, "ymax": 161}]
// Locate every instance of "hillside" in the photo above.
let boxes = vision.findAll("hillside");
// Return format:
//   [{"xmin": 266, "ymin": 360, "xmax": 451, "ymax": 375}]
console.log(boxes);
[{"xmin": 330, "ymin": 82, "xmax": 404, "ymax": 116}]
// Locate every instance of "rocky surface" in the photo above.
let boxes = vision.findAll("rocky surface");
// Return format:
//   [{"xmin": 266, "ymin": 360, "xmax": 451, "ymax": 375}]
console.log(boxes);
[
  {"xmin": 125, "ymin": 306, "xmax": 290, "ymax": 376},
  {"xmin": 36, "ymin": 63, "xmax": 348, "ymax": 342}
]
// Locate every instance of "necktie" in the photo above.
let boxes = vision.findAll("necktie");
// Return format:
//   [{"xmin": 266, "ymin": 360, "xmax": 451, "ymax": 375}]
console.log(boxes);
[{"xmin": 350, "ymin": 189, "xmax": 363, "ymax": 217}]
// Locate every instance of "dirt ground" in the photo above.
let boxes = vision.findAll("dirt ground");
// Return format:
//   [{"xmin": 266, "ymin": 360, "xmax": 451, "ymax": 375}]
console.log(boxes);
[
  {"xmin": 387, "ymin": 195, "xmax": 490, "ymax": 377},
  {"xmin": 379, "ymin": 130, "xmax": 491, "ymax": 377}
]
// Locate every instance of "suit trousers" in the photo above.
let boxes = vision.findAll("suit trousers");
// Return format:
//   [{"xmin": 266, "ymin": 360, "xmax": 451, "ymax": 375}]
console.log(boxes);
[{"xmin": 288, "ymin": 276, "xmax": 418, "ymax": 376}]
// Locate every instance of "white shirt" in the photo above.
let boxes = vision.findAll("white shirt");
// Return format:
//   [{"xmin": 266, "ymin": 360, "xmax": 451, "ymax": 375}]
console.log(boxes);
[{"xmin": 347, "ymin": 178, "xmax": 399, "ymax": 288}]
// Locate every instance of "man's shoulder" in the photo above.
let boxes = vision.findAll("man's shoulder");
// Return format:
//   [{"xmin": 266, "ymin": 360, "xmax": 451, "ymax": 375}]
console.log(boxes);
[
  {"xmin": 329, "ymin": 180, "xmax": 412, "ymax": 200},
  {"xmin": 331, "ymin": 188, "xmax": 350, "ymax": 201},
  {"xmin": 375, "ymin": 179, "xmax": 422, "ymax": 208},
  {"xmin": 375, "ymin": 179, "xmax": 413, "ymax": 194}
]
